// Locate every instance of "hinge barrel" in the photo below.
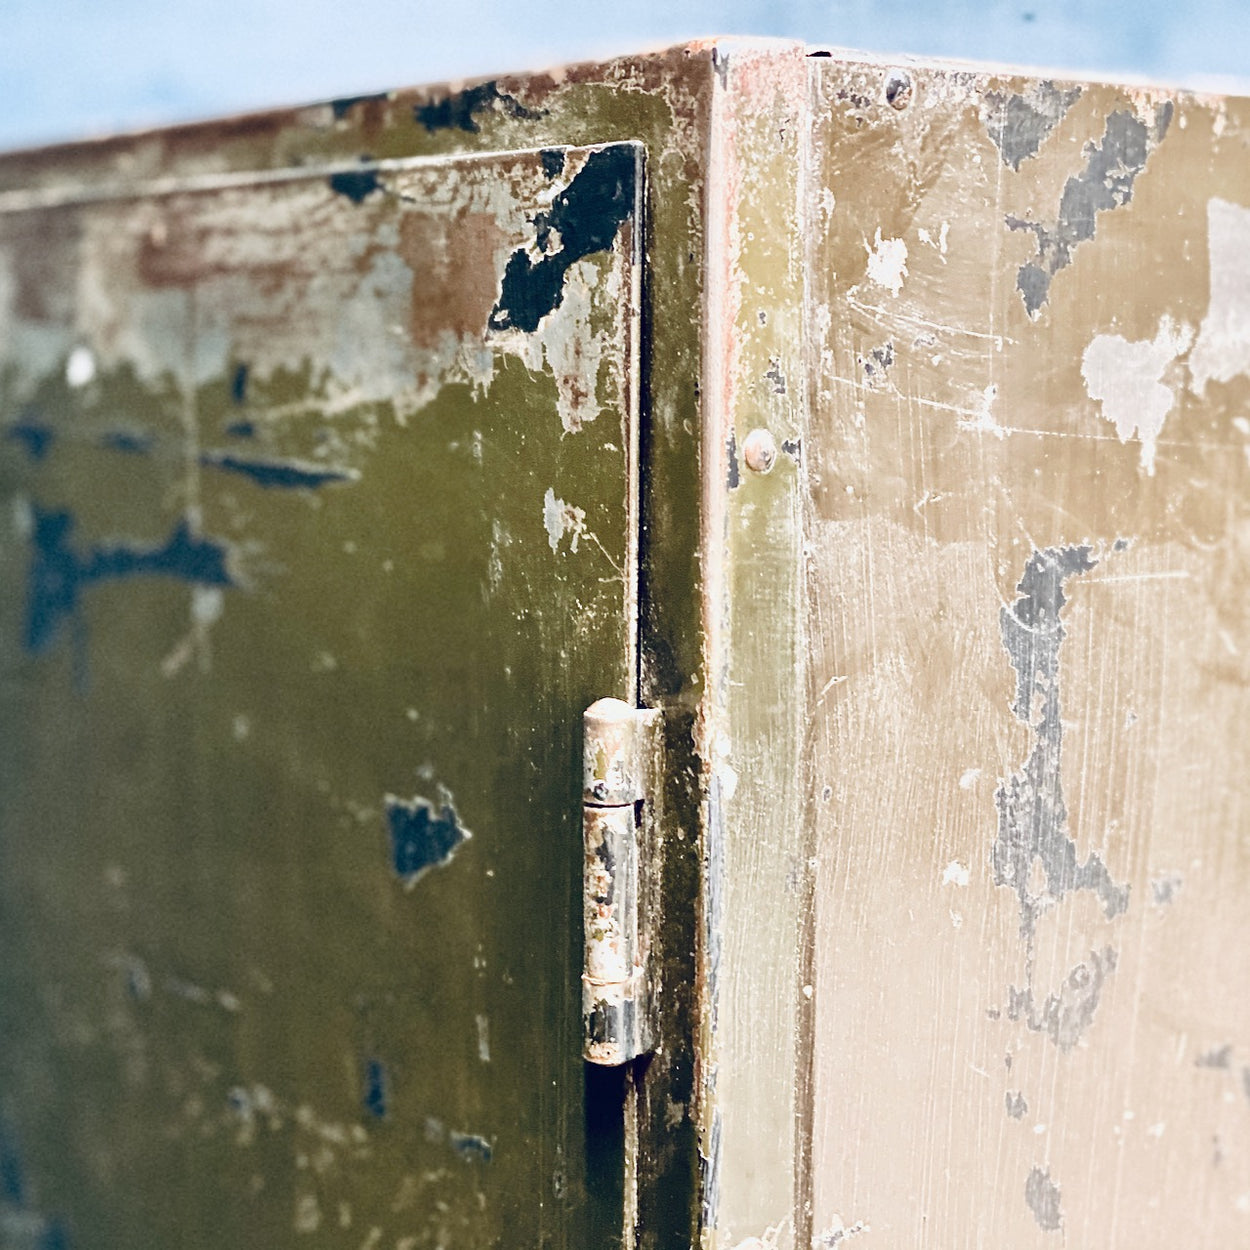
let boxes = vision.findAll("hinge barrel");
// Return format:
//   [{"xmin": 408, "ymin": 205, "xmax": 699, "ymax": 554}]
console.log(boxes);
[{"xmin": 582, "ymin": 697, "xmax": 660, "ymax": 1065}]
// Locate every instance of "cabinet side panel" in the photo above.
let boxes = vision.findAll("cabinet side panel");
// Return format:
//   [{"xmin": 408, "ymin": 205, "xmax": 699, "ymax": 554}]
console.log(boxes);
[{"xmin": 806, "ymin": 59, "xmax": 1250, "ymax": 1247}]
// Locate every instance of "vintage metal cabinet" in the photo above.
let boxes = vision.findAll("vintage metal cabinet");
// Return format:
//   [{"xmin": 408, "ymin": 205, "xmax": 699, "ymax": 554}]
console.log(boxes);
[{"xmin": 1, "ymin": 38, "xmax": 1249, "ymax": 1250}]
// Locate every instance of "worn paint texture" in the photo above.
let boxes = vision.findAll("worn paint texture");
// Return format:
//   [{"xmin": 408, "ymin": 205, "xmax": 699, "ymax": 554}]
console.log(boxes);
[
  {"xmin": 5, "ymin": 37, "xmax": 1250, "ymax": 1250},
  {"xmin": 806, "ymin": 54, "xmax": 1250, "ymax": 1250},
  {"xmin": 0, "ymin": 135, "xmax": 651, "ymax": 1249}
]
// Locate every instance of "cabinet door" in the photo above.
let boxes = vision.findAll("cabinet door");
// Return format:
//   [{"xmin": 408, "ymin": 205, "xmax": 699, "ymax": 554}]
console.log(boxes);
[{"xmin": 0, "ymin": 142, "xmax": 642, "ymax": 1249}]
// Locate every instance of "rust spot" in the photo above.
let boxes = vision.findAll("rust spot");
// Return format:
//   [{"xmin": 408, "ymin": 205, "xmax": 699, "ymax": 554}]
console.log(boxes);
[{"xmin": 398, "ymin": 207, "xmax": 506, "ymax": 349}]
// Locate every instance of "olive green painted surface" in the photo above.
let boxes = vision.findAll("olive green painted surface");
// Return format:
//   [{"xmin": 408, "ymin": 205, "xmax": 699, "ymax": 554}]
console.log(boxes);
[{"xmin": 0, "ymin": 144, "xmax": 640, "ymax": 1248}]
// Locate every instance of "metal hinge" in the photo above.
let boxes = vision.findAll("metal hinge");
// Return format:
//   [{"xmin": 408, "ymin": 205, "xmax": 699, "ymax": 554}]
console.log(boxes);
[{"xmin": 582, "ymin": 698, "xmax": 661, "ymax": 1066}]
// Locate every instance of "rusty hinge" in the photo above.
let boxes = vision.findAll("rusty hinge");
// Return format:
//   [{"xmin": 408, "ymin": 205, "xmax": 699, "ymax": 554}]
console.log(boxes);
[{"xmin": 582, "ymin": 698, "xmax": 661, "ymax": 1065}]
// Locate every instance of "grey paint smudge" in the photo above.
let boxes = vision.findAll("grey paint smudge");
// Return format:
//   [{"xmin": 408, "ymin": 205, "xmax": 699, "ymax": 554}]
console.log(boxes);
[
  {"xmin": 1196, "ymin": 1044, "xmax": 1233, "ymax": 1070},
  {"xmin": 1150, "ymin": 873, "xmax": 1183, "ymax": 905},
  {"xmin": 1007, "ymin": 104, "xmax": 1173, "ymax": 317},
  {"xmin": 983, "ymin": 81, "xmax": 1081, "ymax": 171},
  {"xmin": 1007, "ymin": 947, "xmax": 1117, "ymax": 1051},
  {"xmin": 1005, "ymin": 1090, "xmax": 1029, "ymax": 1119},
  {"xmin": 862, "ymin": 341, "xmax": 894, "ymax": 389},
  {"xmin": 1242, "ymin": 1067, "xmax": 1250, "ymax": 1103},
  {"xmin": 1025, "ymin": 1166, "xmax": 1063, "ymax": 1232},
  {"xmin": 993, "ymin": 546, "xmax": 1129, "ymax": 939}
]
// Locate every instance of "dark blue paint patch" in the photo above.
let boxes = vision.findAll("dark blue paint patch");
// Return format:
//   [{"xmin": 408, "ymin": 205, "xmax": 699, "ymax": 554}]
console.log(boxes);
[
  {"xmin": 540, "ymin": 147, "xmax": 566, "ymax": 179},
  {"xmin": 328, "ymin": 169, "xmax": 383, "ymax": 204},
  {"xmin": 0, "ymin": 1117, "xmax": 27, "ymax": 1206},
  {"xmin": 363, "ymin": 1059, "xmax": 388, "ymax": 1119},
  {"xmin": 202, "ymin": 451, "xmax": 355, "ymax": 490},
  {"xmin": 489, "ymin": 144, "xmax": 636, "ymax": 335},
  {"xmin": 100, "ymin": 431, "xmax": 153, "ymax": 455},
  {"xmin": 38, "ymin": 1220, "xmax": 70, "ymax": 1250},
  {"xmin": 450, "ymin": 1132, "xmax": 492, "ymax": 1163},
  {"xmin": 25, "ymin": 507, "xmax": 233, "ymax": 655},
  {"xmin": 225, "ymin": 419, "xmax": 256, "ymax": 439},
  {"xmin": 330, "ymin": 92, "xmax": 389, "ymax": 120},
  {"xmin": 230, "ymin": 363, "xmax": 249, "ymax": 405},
  {"xmin": 414, "ymin": 81, "xmax": 540, "ymax": 134},
  {"xmin": 6, "ymin": 411, "xmax": 53, "ymax": 461},
  {"xmin": 386, "ymin": 796, "xmax": 470, "ymax": 885}
]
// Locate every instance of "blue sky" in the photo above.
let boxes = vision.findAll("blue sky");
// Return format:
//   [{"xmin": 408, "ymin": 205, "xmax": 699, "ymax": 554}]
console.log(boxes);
[{"xmin": 3, "ymin": 0, "xmax": 1248, "ymax": 150}]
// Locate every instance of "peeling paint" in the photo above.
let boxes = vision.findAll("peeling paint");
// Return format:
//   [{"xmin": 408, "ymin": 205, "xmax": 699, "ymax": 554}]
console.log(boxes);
[
  {"xmin": 1081, "ymin": 317, "xmax": 1191, "ymax": 475},
  {"xmin": 363, "ymin": 1059, "xmax": 388, "ymax": 1119},
  {"xmin": 993, "ymin": 546, "xmax": 1129, "ymax": 938},
  {"xmin": 1150, "ymin": 873, "xmax": 1183, "ymax": 904},
  {"xmin": 414, "ymin": 82, "xmax": 540, "ymax": 134},
  {"xmin": 983, "ymin": 81, "xmax": 1080, "ymax": 171},
  {"xmin": 1005, "ymin": 1090, "xmax": 1028, "ymax": 1119},
  {"xmin": 1196, "ymin": 1044, "xmax": 1233, "ymax": 1070},
  {"xmin": 1008, "ymin": 105, "xmax": 1172, "ymax": 317},
  {"xmin": 864, "ymin": 229, "xmax": 907, "ymax": 297},
  {"xmin": 327, "ymin": 169, "xmax": 383, "ymax": 204},
  {"xmin": 489, "ymin": 144, "xmax": 637, "ymax": 334},
  {"xmin": 25, "ymin": 507, "xmax": 234, "ymax": 656},
  {"xmin": 201, "ymin": 451, "xmax": 359, "ymax": 490},
  {"xmin": 448, "ymin": 1132, "xmax": 492, "ymax": 1163},
  {"xmin": 542, "ymin": 487, "xmax": 586, "ymax": 554},
  {"xmin": 1007, "ymin": 947, "xmax": 1117, "ymax": 1050},
  {"xmin": 1189, "ymin": 198, "xmax": 1250, "ymax": 395},
  {"xmin": 384, "ymin": 796, "xmax": 471, "ymax": 888},
  {"xmin": 4, "ymin": 412, "xmax": 52, "ymax": 460},
  {"xmin": 1025, "ymin": 1165, "xmax": 1062, "ymax": 1232}
]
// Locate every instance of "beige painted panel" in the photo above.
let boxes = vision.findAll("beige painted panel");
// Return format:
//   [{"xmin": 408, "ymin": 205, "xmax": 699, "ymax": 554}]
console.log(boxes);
[{"xmin": 806, "ymin": 57, "xmax": 1250, "ymax": 1246}]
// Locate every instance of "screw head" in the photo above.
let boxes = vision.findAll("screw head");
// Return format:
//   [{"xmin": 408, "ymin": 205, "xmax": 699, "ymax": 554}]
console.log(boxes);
[
  {"xmin": 884, "ymin": 69, "xmax": 913, "ymax": 110},
  {"xmin": 742, "ymin": 428, "xmax": 777, "ymax": 475}
]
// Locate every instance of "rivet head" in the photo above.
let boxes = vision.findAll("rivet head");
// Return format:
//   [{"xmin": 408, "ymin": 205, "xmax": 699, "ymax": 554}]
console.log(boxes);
[
  {"xmin": 742, "ymin": 428, "xmax": 777, "ymax": 475},
  {"xmin": 884, "ymin": 69, "xmax": 913, "ymax": 110}
]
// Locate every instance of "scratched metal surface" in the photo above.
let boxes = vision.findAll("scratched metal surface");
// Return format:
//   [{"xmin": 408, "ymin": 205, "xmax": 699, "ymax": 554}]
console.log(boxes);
[
  {"xmin": 805, "ymin": 58, "xmax": 1250, "ymax": 1246},
  {"xmin": 0, "ymin": 141, "xmax": 644, "ymax": 1248}
]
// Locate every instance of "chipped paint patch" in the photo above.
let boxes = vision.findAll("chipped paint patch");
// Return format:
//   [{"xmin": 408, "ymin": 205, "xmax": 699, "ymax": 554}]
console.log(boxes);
[
  {"xmin": 1025, "ymin": 1166, "xmax": 1063, "ymax": 1232},
  {"xmin": 1189, "ymin": 198, "xmax": 1250, "ymax": 395},
  {"xmin": 1082, "ymin": 317, "xmax": 1191, "ymax": 475},
  {"xmin": 864, "ymin": 229, "xmax": 907, "ymax": 297},
  {"xmin": 64, "ymin": 345, "xmax": 95, "ymax": 388},
  {"xmin": 813, "ymin": 1216, "xmax": 870, "ymax": 1246},
  {"xmin": 1150, "ymin": 872, "xmax": 1183, "ymax": 904},
  {"xmin": 1005, "ymin": 1090, "xmax": 1028, "ymax": 1119},
  {"xmin": 1008, "ymin": 104, "xmax": 1173, "ymax": 317},
  {"xmin": 942, "ymin": 860, "xmax": 970, "ymax": 887},
  {"xmin": 384, "ymin": 796, "xmax": 471, "ymax": 888},
  {"xmin": 983, "ymin": 81, "xmax": 1081, "ymax": 171},
  {"xmin": 414, "ymin": 81, "xmax": 540, "ymax": 134},
  {"xmin": 25, "ymin": 507, "xmax": 234, "ymax": 656},
  {"xmin": 957, "ymin": 383, "xmax": 1005, "ymax": 438},
  {"xmin": 993, "ymin": 547, "xmax": 1129, "ymax": 938},
  {"xmin": 201, "ymin": 450, "xmax": 359, "ymax": 490},
  {"xmin": 542, "ymin": 487, "xmax": 586, "ymax": 554},
  {"xmin": 1007, "ymin": 947, "xmax": 1117, "ymax": 1050},
  {"xmin": 489, "ymin": 145, "xmax": 636, "ymax": 334}
]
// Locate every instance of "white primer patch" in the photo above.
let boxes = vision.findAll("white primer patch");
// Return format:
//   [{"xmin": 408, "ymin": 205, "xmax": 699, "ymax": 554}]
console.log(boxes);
[
  {"xmin": 1082, "ymin": 316, "xmax": 1192, "ymax": 474},
  {"xmin": 943, "ymin": 860, "xmax": 971, "ymax": 887},
  {"xmin": 542, "ymin": 487, "xmax": 586, "ymax": 554},
  {"xmin": 865, "ymin": 229, "xmax": 908, "ymax": 297},
  {"xmin": 1190, "ymin": 198, "xmax": 1250, "ymax": 395},
  {"xmin": 65, "ymin": 345, "xmax": 96, "ymax": 387}
]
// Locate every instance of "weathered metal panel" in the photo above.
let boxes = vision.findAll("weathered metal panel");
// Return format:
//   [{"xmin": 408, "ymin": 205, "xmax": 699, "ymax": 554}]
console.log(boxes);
[
  {"xmin": 804, "ymin": 55, "xmax": 1250, "ymax": 1247},
  {"xmin": 0, "ymin": 142, "xmax": 643, "ymax": 1248},
  {"xmin": 695, "ymin": 40, "xmax": 810, "ymax": 1250}
]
